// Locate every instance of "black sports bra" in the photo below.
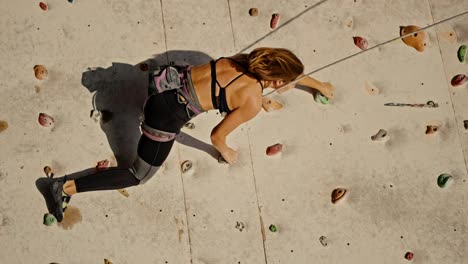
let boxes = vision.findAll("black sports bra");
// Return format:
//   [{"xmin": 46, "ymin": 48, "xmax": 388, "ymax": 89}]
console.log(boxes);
[{"xmin": 210, "ymin": 57, "xmax": 264, "ymax": 116}]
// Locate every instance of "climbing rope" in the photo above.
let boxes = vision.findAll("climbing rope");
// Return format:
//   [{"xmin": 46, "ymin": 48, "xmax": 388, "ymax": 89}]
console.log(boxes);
[{"xmin": 250, "ymin": 9, "xmax": 468, "ymax": 97}]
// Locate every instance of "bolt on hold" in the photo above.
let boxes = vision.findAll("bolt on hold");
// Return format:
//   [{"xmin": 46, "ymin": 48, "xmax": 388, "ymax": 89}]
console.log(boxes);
[
  {"xmin": 248, "ymin": 8, "xmax": 258, "ymax": 16},
  {"xmin": 405, "ymin": 252, "xmax": 414, "ymax": 261},
  {"xmin": 425, "ymin": 125, "xmax": 439, "ymax": 135},
  {"xmin": 181, "ymin": 160, "xmax": 192, "ymax": 173},
  {"xmin": 457, "ymin": 45, "xmax": 466, "ymax": 63},
  {"xmin": 184, "ymin": 122, "xmax": 195, "ymax": 129},
  {"xmin": 269, "ymin": 224, "xmax": 277, "ymax": 232},
  {"xmin": 235, "ymin": 221, "xmax": 245, "ymax": 232},
  {"xmin": 270, "ymin": 13, "xmax": 280, "ymax": 29},
  {"xmin": 266, "ymin": 143, "xmax": 283, "ymax": 156},
  {"xmin": 371, "ymin": 129, "xmax": 387, "ymax": 141},
  {"xmin": 319, "ymin": 236, "xmax": 328, "ymax": 247},
  {"xmin": 38, "ymin": 113, "xmax": 54, "ymax": 127},
  {"xmin": 437, "ymin": 173, "xmax": 453, "ymax": 188},
  {"xmin": 331, "ymin": 188, "xmax": 347, "ymax": 204},
  {"xmin": 43, "ymin": 166, "xmax": 54, "ymax": 178}
]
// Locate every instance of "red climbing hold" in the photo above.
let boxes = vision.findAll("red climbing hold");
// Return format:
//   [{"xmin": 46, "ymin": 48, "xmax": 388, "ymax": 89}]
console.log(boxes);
[
  {"xmin": 96, "ymin": 159, "xmax": 110, "ymax": 170},
  {"xmin": 38, "ymin": 113, "xmax": 54, "ymax": 127},
  {"xmin": 39, "ymin": 2, "xmax": 48, "ymax": 11},
  {"xmin": 405, "ymin": 252, "xmax": 414, "ymax": 261},
  {"xmin": 353, "ymin": 36, "xmax": 368, "ymax": 50},
  {"xmin": 451, "ymin": 74, "xmax": 467, "ymax": 87},
  {"xmin": 266, "ymin": 143, "xmax": 282, "ymax": 156},
  {"xmin": 270, "ymin": 13, "xmax": 280, "ymax": 30}
]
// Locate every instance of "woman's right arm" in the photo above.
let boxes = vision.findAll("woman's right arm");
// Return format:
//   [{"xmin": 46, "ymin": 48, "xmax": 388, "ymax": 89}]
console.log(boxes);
[{"xmin": 211, "ymin": 96, "xmax": 261, "ymax": 164}]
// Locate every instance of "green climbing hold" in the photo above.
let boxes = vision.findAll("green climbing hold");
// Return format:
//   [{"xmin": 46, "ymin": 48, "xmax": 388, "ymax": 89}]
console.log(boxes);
[
  {"xmin": 43, "ymin": 213, "xmax": 57, "ymax": 226},
  {"xmin": 314, "ymin": 92, "xmax": 329, "ymax": 104},
  {"xmin": 458, "ymin": 45, "xmax": 466, "ymax": 63},
  {"xmin": 269, "ymin": 224, "xmax": 277, "ymax": 232},
  {"xmin": 437, "ymin": 173, "xmax": 453, "ymax": 188}
]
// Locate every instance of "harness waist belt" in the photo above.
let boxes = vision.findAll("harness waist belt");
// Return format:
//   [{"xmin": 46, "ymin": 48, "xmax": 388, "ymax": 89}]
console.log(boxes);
[{"xmin": 141, "ymin": 122, "xmax": 176, "ymax": 142}]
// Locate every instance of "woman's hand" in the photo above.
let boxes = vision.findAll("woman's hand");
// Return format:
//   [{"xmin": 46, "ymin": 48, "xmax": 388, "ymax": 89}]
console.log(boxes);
[
  {"xmin": 320, "ymin": 82, "xmax": 335, "ymax": 99},
  {"xmin": 219, "ymin": 147, "xmax": 238, "ymax": 165}
]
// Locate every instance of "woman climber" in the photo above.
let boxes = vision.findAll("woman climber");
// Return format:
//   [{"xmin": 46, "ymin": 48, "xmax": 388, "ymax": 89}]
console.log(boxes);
[{"xmin": 36, "ymin": 47, "xmax": 335, "ymax": 222}]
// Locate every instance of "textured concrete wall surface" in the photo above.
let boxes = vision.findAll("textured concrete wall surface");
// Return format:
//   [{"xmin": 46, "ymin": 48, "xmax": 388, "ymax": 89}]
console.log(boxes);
[{"xmin": 0, "ymin": 0, "xmax": 467, "ymax": 263}]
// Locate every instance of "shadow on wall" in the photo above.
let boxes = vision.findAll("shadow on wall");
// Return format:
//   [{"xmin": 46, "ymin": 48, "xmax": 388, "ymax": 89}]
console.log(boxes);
[{"xmin": 81, "ymin": 50, "xmax": 217, "ymax": 168}]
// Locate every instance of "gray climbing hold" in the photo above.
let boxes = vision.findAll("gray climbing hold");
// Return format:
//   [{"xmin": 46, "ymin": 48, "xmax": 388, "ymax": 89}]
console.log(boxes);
[
  {"xmin": 371, "ymin": 129, "xmax": 387, "ymax": 141},
  {"xmin": 181, "ymin": 160, "xmax": 192, "ymax": 173},
  {"xmin": 319, "ymin": 236, "xmax": 328, "ymax": 247}
]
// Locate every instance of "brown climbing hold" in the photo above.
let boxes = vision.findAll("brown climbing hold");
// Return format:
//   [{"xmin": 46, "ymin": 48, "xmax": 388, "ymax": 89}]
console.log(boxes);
[
  {"xmin": 405, "ymin": 252, "xmax": 414, "ymax": 261},
  {"xmin": 365, "ymin": 81, "xmax": 380, "ymax": 95},
  {"xmin": 104, "ymin": 259, "xmax": 113, "ymax": 264},
  {"xmin": 0, "ymin": 120, "xmax": 8, "ymax": 133},
  {"xmin": 249, "ymin": 8, "xmax": 258, "ymax": 17},
  {"xmin": 96, "ymin": 159, "xmax": 109, "ymax": 170},
  {"xmin": 270, "ymin": 13, "xmax": 280, "ymax": 30},
  {"xmin": 43, "ymin": 166, "xmax": 54, "ymax": 177},
  {"xmin": 38, "ymin": 113, "xmax": 54, "ymax": 127},
  {"xmin": 400, "ymin": 25, "xmax": 427, "ymax": 52},
  {"xmin": 451, "ymin": 74, "xmax": 467, "ymax": 87},
  {"xmin": 266, "ymin": 143, "xmax": 282, "ymax": 156},
  {"xmin": 353, "ymin": 36, "xmax": 368, "ymax": 50},
  {"xmin": 139, "ymin": 63, "xmax": 149, "ymax": 71},
  {"xmin": 39, "ymin": 2, "xmax": 48, "ymax": 11},
  {"xmin": 262, "ymin": 98, "xmax": 283, "ymax": 112},
  {"xmin": 464, "ymin": 120, "xmax": 468, "ymax": 130},
  {"xmin": 34, "ymin": 65, "xmax": 48, "ymax": 80},
  {"xmin": 425, "ymin": 125, "xmax": 439, "ymax": 134},
  {"xmin": 331, "ymin": 188, "xmax": 347, "ymax": 204}
]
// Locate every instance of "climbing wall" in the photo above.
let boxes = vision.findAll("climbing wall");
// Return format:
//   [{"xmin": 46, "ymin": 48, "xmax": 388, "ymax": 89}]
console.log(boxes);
[{"xmin": 0, "ymin": 0, "xmax": 467, "ymax": 263}]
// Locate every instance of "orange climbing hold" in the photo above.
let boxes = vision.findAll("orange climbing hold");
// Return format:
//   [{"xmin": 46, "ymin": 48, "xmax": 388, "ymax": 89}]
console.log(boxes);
[
  {"xmin": 331, "ymin": 188, "xmax": 347, "ymax": 204},
  {"xmin": 451, "ymin": 74, "xmax": 467, "ymax": 87},
  {"xmin": 266, "ymin": 143, "xmax": 282, "ymax": 156},
  {"xmin": 270, "ymin": 13, "xmax": 280, "ymax": 29},
  {"xmin": 0, "ymin": 120, "xmax": 8, "ymax": 133},
  {"xmin": 34, "ymin": 65, "xmax": 48, "ymax": 80},
  {"xmin": 353, "ymin": 36, "xmax": 368, "ymax": 50},
  {"xmin": 38, "ymin": 113, "xmax": 54, "ymax": 127},
  {"xmin": 400, "ymin": 25, "xmax": 427, "ymax": 52}
]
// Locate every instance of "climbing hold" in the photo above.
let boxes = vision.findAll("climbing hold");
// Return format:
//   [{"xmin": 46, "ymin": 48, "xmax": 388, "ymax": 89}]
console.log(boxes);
[
  {"xmin": 365, "ymin": 81, "xmax": 380, "ymax": 95},
  {"xmin": 181, "ymin": 160, "xmax": 192, "ymax": 173},
  {"xmin": 437, "ymin": 31, "xmax": 457, "ymax": 43},
  {"xmin": 384, "ymin": 101, "xmax": 438, "ymax": 108},
  {"xmin": 270, "ymin": 13, "xmax": 280, "ymax": 30},
  {"xmin": 39, "ymin": 2, "xmax": 48, "ymax": 11},
  {"xmin": 331, "ymin": 188, "xmax": 347, "ymax": 204},
  {"xmin": 269, "ymin": 224, "xmax": 277, "ymax": 232},
  {"xmin": 184, "ymin": 122, "xmax": 195, "ymax": 129},
  {"xmin": 139, "ymin": 63, "xmax": 149, "ymax": 71},
  {"xmin": 38, "ymin": 113, "xmax": 54, "ymax": 127},
  {"xmin": 43, "ymin": 213, "xmax": 57, "ymax": 226},
  {"xmin": 425, "ymin": 125, "xmax": 439, "ymax": 135},
  {"xmin": 371, "ymin": 129, "xmax": 387, "ymax": 141},
  {"xmin": 43, "ymin": 166, "xmax": 54, "ymax": 177},
  {"xmin": 353, "ymin": 36, "xmax": 368, "ymax": 50},
  {"xmin": 457, "ymin": 45, "xmax": 466, "ymax": 63},
  {"xmin": 405, "ymin": 252, "xmax": 414, "ymax": 261},
  {"xmin": 89, "ymin": 109, "xmax": 101, "ymax": 122},
  {"xmin": 0, "ymin": 120, "xmax": 8, "ymax": 133},
  {"xmin": 96, "ymin": 159, "xmax": 109, "ymax": 170},
  {"xmin": 314, "ymin": 92, "xmax": 329, "ymax": 104},
  {"xmin": 235, "ymin": 221, "xmax": 245, "ymax": 232},
  {"xmin": 437, "ymin": 173, "xmax": 453, "ymax": 188},
  {"xmin": 117, "ymin": 189, "xmax": 129, "ymax": 197},
  {"xmin": 262, "ymin": 98, "xmax": 283, "ymax": 112},
  {"xmin": 33, "ymin": 65, "xmax": 48, "ymax": 80},
  {"xmin": 451, "ymin": 74, "xmax": 467, "ymax": 87},
  {"xmin": 249, "ymin": 8, "xmax": 258, "ymax": 17},
  {"xmin": 68, "ymin": 0, "xmax": 76, "ymax": 4},
  {"xmin": 266, "ymin": 143, "xmax": 282, "ymax": 156},
  {"xmin": 464, "ymin": 120, "xmax": 468, "ymax": 130},
  {"xmin": 104, "ymin": 259, "xmax": 113, "ymax": 264},
  {"xmin": 400, "ymin": 25, "xmax": 427, "ymax": 52},
  {"xmin": 319, "ymin": 236, "xmax": 328, "ymax": 247}
]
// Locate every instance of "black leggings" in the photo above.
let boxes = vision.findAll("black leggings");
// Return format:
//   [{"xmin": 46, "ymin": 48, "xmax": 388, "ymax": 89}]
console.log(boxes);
[{"xmin": 74, "ymin": 91, "xmax": 192, "ymax": 193}]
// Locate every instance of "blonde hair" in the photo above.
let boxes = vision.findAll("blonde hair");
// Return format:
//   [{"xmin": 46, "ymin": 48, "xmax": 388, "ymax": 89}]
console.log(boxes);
[{"xmin": 246, "ymin": 47, "xmax": 304, "ymax": 83}]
